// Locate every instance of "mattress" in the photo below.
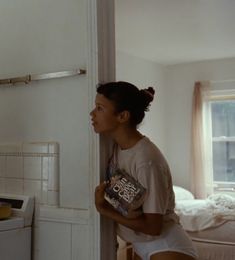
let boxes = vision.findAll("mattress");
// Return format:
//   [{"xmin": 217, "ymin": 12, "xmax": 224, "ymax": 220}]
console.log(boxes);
[
  {"xmin": 192, "ymin": 240, "xmax": 235, "ymax": 260},
  {"xmin": 187, "ymin": 220, "xmax": 235, "ymax": 244},
  {"xmin": 187, "ymin": 220, "xmax": 235, "ymax": 260}
]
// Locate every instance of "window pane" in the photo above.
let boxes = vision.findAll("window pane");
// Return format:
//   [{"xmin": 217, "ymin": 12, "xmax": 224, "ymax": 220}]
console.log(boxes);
[
  {"xmin": 212, "ymin": 99, "xmax": 235, "ymax": 184},
  {"xmin": 211, "ymin": 100, "xmax": 235, "ymax": 137},
  {"xmin": 213, "ymin": 142, "xmax": 235, "ymax": 182}
]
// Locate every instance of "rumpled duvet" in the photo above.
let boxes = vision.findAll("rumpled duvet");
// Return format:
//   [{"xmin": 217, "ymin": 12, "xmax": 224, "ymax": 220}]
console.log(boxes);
[{"xmin": 175, "ymin": 193, "xmax": 235, "ymax": 231}]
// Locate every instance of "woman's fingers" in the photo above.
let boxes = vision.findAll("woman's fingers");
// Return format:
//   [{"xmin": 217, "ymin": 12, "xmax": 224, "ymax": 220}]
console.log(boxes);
[
  {"xmin": 95, "ymin": 181, "xmax": 108, "ymax": 211},
  {"xmin": 95, "ymin": 181, "xmax": 107, "ymax": 193}
]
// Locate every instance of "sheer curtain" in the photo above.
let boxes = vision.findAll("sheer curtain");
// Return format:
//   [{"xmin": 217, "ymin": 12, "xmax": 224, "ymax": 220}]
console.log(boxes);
[{"xmin": 191, "ymin": 81, "xmax": 213, "ymax": 199}]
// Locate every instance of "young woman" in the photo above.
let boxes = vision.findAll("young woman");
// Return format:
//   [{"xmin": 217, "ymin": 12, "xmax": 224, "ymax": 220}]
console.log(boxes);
[{"xmin": 90, "ymin": 81, "xmax": 198, "ymax": 260}]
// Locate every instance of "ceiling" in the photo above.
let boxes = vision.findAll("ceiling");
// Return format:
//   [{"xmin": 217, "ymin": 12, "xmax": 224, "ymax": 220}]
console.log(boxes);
[{"xmin": 115, "ymin": 0, "xmax": 235, "ymax": 65}]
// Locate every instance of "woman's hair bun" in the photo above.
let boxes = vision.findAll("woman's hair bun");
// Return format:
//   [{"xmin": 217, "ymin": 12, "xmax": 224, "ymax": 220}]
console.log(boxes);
[
  {"xmin": 139, "ymin": 86, "xmax": 155, "ymax": 111},
  {"xmin": 144, "ymin": 87, "xmax": 155, "ymax": 100}
]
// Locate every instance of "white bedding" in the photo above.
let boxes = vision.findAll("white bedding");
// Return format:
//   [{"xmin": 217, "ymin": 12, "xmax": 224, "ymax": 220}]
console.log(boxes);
[
  {"xmin": 174, "ymin": 187, "xmax": 235, "ymax": 260},
  {"xmin": 175, "ymin": 193, "xmax": 235, "ymax": 232}
]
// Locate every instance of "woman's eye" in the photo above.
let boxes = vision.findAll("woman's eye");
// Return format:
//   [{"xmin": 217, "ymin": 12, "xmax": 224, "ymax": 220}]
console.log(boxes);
[{"xmin": 97, "ymin": 106, "xmax": 103, "ymax": 111}]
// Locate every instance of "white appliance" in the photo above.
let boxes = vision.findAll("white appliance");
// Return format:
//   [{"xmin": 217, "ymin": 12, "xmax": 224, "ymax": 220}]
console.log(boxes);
[{"xmin": 0, "ymin": 194, "xmax": 34, "ymax": 260}]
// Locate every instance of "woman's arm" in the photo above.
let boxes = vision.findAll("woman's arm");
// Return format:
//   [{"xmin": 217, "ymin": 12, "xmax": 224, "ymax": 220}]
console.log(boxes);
[{"xmin": 95, "ymin": 182, "xmax": 163, "ymax": 236}]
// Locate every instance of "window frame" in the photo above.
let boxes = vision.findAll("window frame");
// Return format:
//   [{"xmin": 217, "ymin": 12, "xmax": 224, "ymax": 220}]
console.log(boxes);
[{"xmin": 207, "ymin": 89, "xmax": 235, "ymax": 194}]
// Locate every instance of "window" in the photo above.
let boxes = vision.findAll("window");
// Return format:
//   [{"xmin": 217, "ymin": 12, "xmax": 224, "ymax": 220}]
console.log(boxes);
[
  {"xmin": 209, "ymin": 92, "xmax": 235, "ymax": 193},
  {"xmin": 192, "ymin": 82, "xmax": 235, "ymax": 198}
]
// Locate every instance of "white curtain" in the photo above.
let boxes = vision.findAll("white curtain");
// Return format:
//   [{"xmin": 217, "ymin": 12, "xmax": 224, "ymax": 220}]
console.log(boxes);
[{"xmin": 191, "ymin": 81, "xmax": 213, "ymax": 199}]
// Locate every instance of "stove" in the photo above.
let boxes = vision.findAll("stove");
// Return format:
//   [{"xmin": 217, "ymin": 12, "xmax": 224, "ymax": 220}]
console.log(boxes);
[{"xmin": 0, "ymin": 193, "xmax": 34, "ymax": 260}]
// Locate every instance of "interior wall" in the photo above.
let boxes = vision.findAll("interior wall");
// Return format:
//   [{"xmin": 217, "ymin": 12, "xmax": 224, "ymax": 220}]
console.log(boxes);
[
  {"xmin": 116, "ymin": 53, "xmax": 235, "ymax": 192},
  {"xmin": 0, "ymin": 0, "xmax": 89, "ymax": 209},
  {"xmin": 165, "ymin": 57, "xmax": 235, "ymax": 190},
  {"xmin": 116, "ymin": 51, "xmax": 167, "ymax": 152}
]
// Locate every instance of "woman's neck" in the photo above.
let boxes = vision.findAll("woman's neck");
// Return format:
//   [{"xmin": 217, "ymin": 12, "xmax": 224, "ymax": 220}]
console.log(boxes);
[{"xmin": 112, "ymin": 128, "xmax": 144, "ymax": 150}]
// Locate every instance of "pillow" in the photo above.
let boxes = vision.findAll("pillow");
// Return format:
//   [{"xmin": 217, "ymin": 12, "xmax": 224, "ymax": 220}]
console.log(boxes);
[{"xmin": 173, "ymin": 185, "xmax": 195, "ymax": 201}]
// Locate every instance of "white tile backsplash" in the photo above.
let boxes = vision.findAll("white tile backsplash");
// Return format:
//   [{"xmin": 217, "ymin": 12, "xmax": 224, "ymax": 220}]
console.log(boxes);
[
  {"xmin": 24, "ymin": 179, "xmax": 42, "ymax": 200},
  {"xmin": 0, "ymin": 177, "xmax": 5, "ymax": 192},
  {"xmin": 49, "ymin": 143, "xmax": 59, "ymax": 154},
  {"xmin": 22, "ymin": 143, "xmax": 49, "ymax": 154},
  {"xmin": 24, "ymin": 157, "xmax": 42, "ymax": 180},
  {"xmin": 0, "ymin": 142, "xmax": 59, "ymax": 206},
  {"xmin": 5, "ymin": 179, "xmax": 24, "ymax": 194},
  {"xmin": 0, "ymin": 143, "xmax": 22, "ymax": 153},
  {"xmin": 6, "ymin": 157, "xmax": 23, "ymax": 178},
  {"xmin": 0, "ymin": 156, "xmax": 6, "ymax": 176},
  {"xmin": 48, "ymin": 157, "xmax": 59, "ymax": 190},
  {"xmin": 42, "ymin": 157, "xmax": 49, "ymax": 180}
]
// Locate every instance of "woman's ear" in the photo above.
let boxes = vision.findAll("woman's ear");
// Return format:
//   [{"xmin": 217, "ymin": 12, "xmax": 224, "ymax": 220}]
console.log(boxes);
[{"xmin": 118, "ymin": 110, "xmax": 130, "ymax": 123}]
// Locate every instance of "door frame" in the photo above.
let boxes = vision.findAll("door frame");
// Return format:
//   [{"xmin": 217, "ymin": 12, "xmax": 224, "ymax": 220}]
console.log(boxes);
[{"xmin": 88, "ymin": 0, "xmax": 116, "ymax": 259}]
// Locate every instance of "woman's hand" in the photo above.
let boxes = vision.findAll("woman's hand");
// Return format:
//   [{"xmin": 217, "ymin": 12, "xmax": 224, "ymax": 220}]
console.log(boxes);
[
  {"xmin": 94, "ymin": 182, "xmax": 162, "ymax": 236},
  {"xmin": 94, "ymin": 181, "xmax": 107, "ymax": 213}
]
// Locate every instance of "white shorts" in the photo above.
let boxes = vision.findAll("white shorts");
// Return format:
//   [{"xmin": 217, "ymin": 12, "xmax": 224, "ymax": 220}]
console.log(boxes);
[{"xmin": 132, "ymin": 223, "xmax": 198, "ymax": 260}]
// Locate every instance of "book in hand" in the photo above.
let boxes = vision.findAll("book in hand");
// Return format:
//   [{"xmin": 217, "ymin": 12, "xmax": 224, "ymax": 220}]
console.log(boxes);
[{"xmin": 104, "ymin": 169, "xmax": 147, "ymax": 218}]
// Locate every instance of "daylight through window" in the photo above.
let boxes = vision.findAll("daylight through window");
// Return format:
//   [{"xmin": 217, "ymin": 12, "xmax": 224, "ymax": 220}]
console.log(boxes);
[{"xmin": 209, "ymin": 93, "xmax": 235, "ymax": 192}]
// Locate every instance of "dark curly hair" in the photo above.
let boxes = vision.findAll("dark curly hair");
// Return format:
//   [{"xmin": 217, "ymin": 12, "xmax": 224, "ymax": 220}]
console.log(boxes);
[{"xmin": 97, "ymin": 81, "xmax": 155, "ymax": 127}]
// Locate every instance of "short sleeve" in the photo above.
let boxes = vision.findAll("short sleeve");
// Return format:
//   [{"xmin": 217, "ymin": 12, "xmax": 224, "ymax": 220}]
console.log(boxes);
[{"xmin": 137, "ymin": 161, "xmax": 170, "ymax": 214}]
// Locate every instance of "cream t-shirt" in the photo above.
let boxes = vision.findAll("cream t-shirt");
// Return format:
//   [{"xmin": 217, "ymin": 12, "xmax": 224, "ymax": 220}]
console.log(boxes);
[{"xmin": 115, "ymin": 136, "xmax": 179, "ymax": 242}]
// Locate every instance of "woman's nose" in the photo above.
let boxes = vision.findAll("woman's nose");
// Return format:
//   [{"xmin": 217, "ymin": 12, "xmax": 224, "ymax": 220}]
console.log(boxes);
[{"xmin": 90, "ymin": 109, "xmax": 95, "ymax": 116}]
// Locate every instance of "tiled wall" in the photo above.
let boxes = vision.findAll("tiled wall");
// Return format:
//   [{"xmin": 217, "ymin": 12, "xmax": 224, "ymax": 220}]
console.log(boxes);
[
  {"xmin": 0, "ymin": 142, "xmax": 92, "ymax": 260},
  {"xmin": 0, "ymin": 142, "xmax": 59, "ymax": 206}
]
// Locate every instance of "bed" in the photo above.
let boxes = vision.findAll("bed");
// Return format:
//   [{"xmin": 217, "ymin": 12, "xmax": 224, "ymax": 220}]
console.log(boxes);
[{"xmin": 174, "ymin": 186, "xmax": 235, "ymax": 260}]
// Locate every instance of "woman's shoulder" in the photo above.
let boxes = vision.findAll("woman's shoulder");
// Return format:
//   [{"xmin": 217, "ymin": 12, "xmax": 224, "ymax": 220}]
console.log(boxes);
[
  {"xmin": 135, "ymin": 137, "xmax": 168, "ymax": 167},
  {"xmin": 136, "ymin": 136, "xmax": 161, "ymax": 155}
]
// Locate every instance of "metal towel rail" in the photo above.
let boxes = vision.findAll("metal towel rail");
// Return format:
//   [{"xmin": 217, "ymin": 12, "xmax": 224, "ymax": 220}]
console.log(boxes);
[{"xmin": 0, "ymin": 68, "xmax": 86, "ymax": 86}]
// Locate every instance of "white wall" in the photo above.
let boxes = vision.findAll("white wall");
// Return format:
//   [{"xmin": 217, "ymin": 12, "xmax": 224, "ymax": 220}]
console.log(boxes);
[
  {"xmin": 0, "ymin": 1, "xmax": 99, "ymax": 259},
  {"xmin": 116, "ymin": 51, "xmax": 167, "ymax": 152},
  {"xmin": 165, "ymin": 58, "xmax": 235, "ymax": 190},
  {"xmin": 116, "ymin": 53, "xmax": 235, "ymax": 192},
  {"xmin": 0, "ymin": 0, "xmax": 89, "ymax": 209}
]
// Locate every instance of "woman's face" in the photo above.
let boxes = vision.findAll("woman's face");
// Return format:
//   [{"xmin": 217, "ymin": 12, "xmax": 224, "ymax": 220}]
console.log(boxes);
[{"xmin": 90, "ymin": 94, "xmax": 120, "ymax": 134}]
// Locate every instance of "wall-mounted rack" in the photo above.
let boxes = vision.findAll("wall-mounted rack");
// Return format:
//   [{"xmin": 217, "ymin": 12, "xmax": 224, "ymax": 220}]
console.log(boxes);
[{"xmin": 0, "ymin": 68, "xmax": 86, "ymax": 86}]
